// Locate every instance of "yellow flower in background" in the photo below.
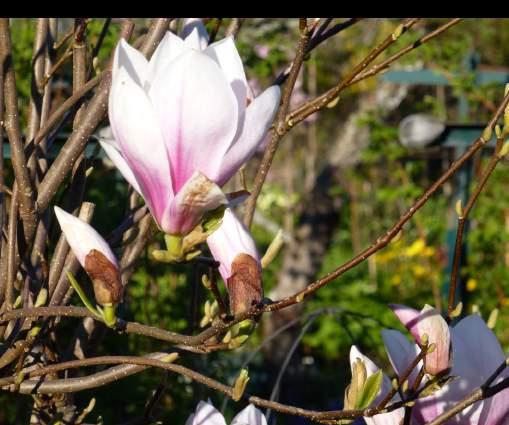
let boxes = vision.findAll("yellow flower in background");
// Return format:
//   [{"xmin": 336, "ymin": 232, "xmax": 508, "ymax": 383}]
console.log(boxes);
[
  {"xmin": 411, "ymin": 264, "xmax": 427, "ymax": 278},
  {"xmin": 405, "ymin": 238, "xmax": 425, "ymax": 257},
  {"xmin": 466, "ymin": 278, "xmax": 478, "ymax": 292},
  {"xmin": 391, "ymin": 274, "xmax": 402, "ymax": 286}
]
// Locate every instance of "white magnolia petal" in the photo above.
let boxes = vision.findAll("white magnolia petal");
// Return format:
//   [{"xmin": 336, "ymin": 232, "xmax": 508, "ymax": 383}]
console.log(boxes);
[
  {"xmin": 148, "ymin": 50, "xmax": 238, "ymax": 190},
  {"xmin": 205, "ymin": 36, "xmax": 248, "ymax": 111},
  {"xmin": 214, "ymin": 85, "xmax": 280, "ymax": 186},
  {"xmin": 231, "ymin": 404, "xmax": 267, "ymax": 425},
  {"xmin": 190, "ymin": 401, "xmax": 227, "ymax": 425},
  {"xmin": 54, "ymin": 206, "xmax": 117, "ymax": 268},
  {"xmin": 109, "ymin": 66, "xmax": 173, "ymax": 226},
  {"xmin": 182, "ymin": 19, "xmax": 209, "ymax": 50},
  {"xmin": 207, "ymin": 208, "xmax": 259, "ymax": 282},
  {"xmin": 99, "ymin": 140, "xmax": 142, "ymax": 195},
  {"xmin": 146, "ymin": 31, "xmax": 185, "ymax": 89},
  {"xmin": 113, "ymin": 39, "xmax": 148, "ymax": 87}
]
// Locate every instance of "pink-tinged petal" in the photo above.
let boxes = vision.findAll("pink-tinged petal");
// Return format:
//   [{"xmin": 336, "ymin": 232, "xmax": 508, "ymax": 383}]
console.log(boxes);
[
  {"xmin": 54, "ymin": 207, "xmax": 117, "ymax": 268},
  {"xmin": 109, "ymin": 66, "xmax": 173, "ymax": 227},
  {"xmin": 479, "ymin": 384, "xmax": 509, "ymax": 425},
  {"xmin": 187, "ymin": 400, "xmax": 227, "ymax": 425},
  {"xmin": 148, "ymin": 50, "xmax": 238, "ymax": 191},
  {"xmin": 163, "ymin": 171, "xmax": 228, "ymax": 235},
  {"xmin": 416, "ymin": 305, "xmax": 450, "ymax": 375},
  {"xmin": 349, "ymin": 346, "xmax": 404, "ymax": 425},
  {"xmin": 214, "ymin": 85, "xmax": 280, "ymax": 186},
  {"xmin": 381, "ymin": 329, "xmax": 421, "ymax": 387},
  {"xmin": 145, "ymin": 31, "xmax": 185, "ymax": 89},
  {"xmin": 389, "ymin": 304, "xmax": 421, "ymax": 340},
  {"xmin": 207, "ymin": 208, "xmax": 259, "ymax": 282},
  {"xmin": 182, "ymin": 19, "xmax": 209, "ymax": 50},
  {"xmin": 99, "ymin": 139, "xmax": 142, "ymax": 195},
  {"xmin": 231, "ymin": 404, "xmax": 267, "ymax": 425},
  {"xmin": 113, "ymin": 39, "xmax": 148, "ymax": 87},
  {"xmin": 205, "ymin": 37, "xmax": 248, "ymax": 112}
]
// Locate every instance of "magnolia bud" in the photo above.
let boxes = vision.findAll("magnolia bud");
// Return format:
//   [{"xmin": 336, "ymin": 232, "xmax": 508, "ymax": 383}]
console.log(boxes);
[
  {"xmin": 226, "ymin": 253, "xmax": 263, "ymax": 315},
  {"xmin": 84, "ymin": 249, "xmax": 123, "ymax": 306}
]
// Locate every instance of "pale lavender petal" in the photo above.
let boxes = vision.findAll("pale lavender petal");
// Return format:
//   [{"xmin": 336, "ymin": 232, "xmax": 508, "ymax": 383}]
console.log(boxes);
[
  {"xmin": 54, "ymin": 206, "xmax": 117, "ymax": 268},
  {"xmin": 109, "ymin": 66, "xmax": 173, "ymax": 228},
  {"xmin": 182, "ymin": 19, "xmax": 209, "ymax": 50},
  {"xmin": 214, "ymin": 85, "xmax": 280, "ymax": 186},
  {"xmin": 451, "ymin": 314, "xmax": 504, "ymax": 379},
  {"xmin": 189, "ymin": 400, "xmax": 227, "ymax": 425},
  {"xmin": 148, "ymin": 50, "xmax": 238, "ymax": 191},
  {"xmin": 99, "ymin": 139, "xmax": 142, "ymax": 195},
  {"xmin": 163, "ymin": 171, "xmax": 228, "ymax": 235},
  {"xmin": 381, "ymin": 329, "xmax": 421, "ymax": 387},
  {"xmin": 231, "ymin": 404, "xmax": 267, "ymax": 425},
  {"xmin": 145, "ymin": 31, "xmax": 185, "ymax": 89},
  {"xmin": 207, "ymin": 208, "xmax": 259, "ymax": 282},
  {"xmin": 205, "ymin": 37, "xmax": 248, "ymax": 112}
]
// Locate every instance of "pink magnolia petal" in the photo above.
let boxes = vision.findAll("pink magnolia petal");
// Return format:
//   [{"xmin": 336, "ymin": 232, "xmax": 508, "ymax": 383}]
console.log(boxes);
[
  {"xmin": 205, "ymin": 37, "xmax": 248, "ymax": 112},
  {"xmin": 148, "ymin": 50, "xmax": 238, "ymax": 191},
  {"xmin": 99, "ymin": 139, "xmax": 142, "ymax": 195},
  {"xmin": 389, "ymin": 304, "xmax": 421, "ymax": 340},
  {"xmin": 416, "ymin": 305, "xmax": 450, "ymax": 375},
  {"xmin": 480, "ymin": 384, "xmax": 509, "ymax": 425},
  {"xmin": 146, "ymin": 31, "xmax": 185, "ymax": 90},
  {"xmin": 163, "ymin": 171, "xmax": 228, "ymax": 235},
  {"xmin": 54, "ymin": 206, "xmax": 117, "ymax": 268},
  {"xmin": 207, "ymin": 208, "xmax": 259, "ymax": 282},
  {"xmin": 231, "ymin": 404, "xmax": 267, "ymax": 425},
  {"xmin": 182, "ymin": 19, "xmax": 209, "ymax": 50},
  {"xmin": 188, "ymin": 400, "xmax": 227, "ymax": 425},
  {"xmin": 109, "ymin": 66, "xmax": 173, "ymax": 227},
  {"xmin": 214, "ymin": 85, "xmax": 280, "ymax": 186}
]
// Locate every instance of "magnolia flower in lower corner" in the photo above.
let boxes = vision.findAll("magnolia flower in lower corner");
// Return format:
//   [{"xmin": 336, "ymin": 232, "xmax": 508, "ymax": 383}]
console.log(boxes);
[
  {"xmin": 54, "ymin": 206, "xmax": 122, "ymax": 308},
  {"xmin": 186, "ymin": 401, "xmax": 267, "ymax": 425},
  {"xmin": 383, "ymin": 306, "xmax": 509, "ymax": 424},
  {"xmin": 206, "ymin": 208, "xmax": 262, "ymax": 315},
  {"xmin": 103, "ymin": 19, "xmax": 280, "ymax": 240}
]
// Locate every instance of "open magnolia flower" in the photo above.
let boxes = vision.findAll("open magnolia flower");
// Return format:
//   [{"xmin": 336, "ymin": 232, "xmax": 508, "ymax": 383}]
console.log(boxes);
[
  {"xmin": 379, "ymin": 306, "xmax": 509, "ymax": 424},
  {"xmin": 207, "ymin": 208, "xmax": 262, "ymax": 315},
  {"xmin": 186, "ymin": 400, "xmax": 267, "ymax": 425},
  {"xmin": 103, "ymin": 19, "xmax": 280, "ymax": 238},
  {"xmin": 54, "ymin": 207, "xmax": 122, "ymax": 308}
]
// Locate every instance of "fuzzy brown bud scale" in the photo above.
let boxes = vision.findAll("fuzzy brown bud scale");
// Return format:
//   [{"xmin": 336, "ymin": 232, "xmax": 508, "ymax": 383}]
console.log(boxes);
[
  {"xmin": 84, "ymin": 249, "xmax": 123, "ymax": 305},
  {"xmin": 226, "ymin": 253, "xmax": 263, "ymax": 315}
]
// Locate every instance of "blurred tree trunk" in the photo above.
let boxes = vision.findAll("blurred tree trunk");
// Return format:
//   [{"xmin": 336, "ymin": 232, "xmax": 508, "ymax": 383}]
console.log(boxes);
[{"xmin": 262, "ymin": 81, "xmax": 409, "ymax": 366}]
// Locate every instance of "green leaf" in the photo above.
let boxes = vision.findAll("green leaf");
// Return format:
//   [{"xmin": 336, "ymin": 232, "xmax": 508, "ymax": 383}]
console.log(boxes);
[
  {"xmin": 356, "ymin": 370, "xmax": 383, "ymax": 409},
  {"xmin": 66, "ymin": 271, "xmax": 102, "ymax": 319}
]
